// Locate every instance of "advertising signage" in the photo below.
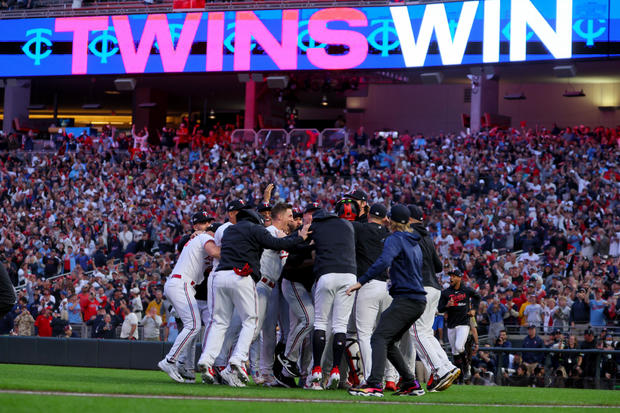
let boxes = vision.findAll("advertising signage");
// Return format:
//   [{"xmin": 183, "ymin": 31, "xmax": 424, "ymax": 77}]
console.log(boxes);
[{"xmin": 1, "ymin": 0, "xmax": 618, "ymax": 77}]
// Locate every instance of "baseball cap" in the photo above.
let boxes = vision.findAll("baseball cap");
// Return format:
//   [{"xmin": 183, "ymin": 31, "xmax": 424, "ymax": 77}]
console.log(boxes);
[
  {"xmin": 388, "ymin": 204, "xmax": 410, "ymax": 225},
  {"xmin": 304, "ymin": 202, "xmax": 321, "ymax": 214},
  {"xmin": 584, "ymin": 328, "xmax": 594, "ymax": 335},
  {"xmin": 191, "ymin": 211, "xmax": 212, "ymax": 225},
  {"xmin": 227, "ymin": 199, "xmax": 249, "ymax": 212},
  {"xmin": 528, "ymin": 324, "xmax": 537, "ymax": 329},
  {"xmin": 236, "ymin": 208, "xmax": 264, "ymax": 226},
  {"xmin": 208, "ymin": 222, "xmax": 223, "ymax": 233},
  {"xmin": 407, "ymin": 204, "xmax": 424, "ymax": 221},
  {"xmin": 448, "ymin": 268, "xmax": 462, "ymax": 277},
  {"xmin": 369, "ymin": 204, "xmax": 387, "ymax": 219},
  {"xmin": 292, "ymin": 207, "xmax": 303, "ymax": 219},
  {"xmin": 346, "ymin": 189, "xmax": 367, "ymax": 202},
  {"xmin": 257, "ymin": 202, "xmax": 272, "ymax": 213}
]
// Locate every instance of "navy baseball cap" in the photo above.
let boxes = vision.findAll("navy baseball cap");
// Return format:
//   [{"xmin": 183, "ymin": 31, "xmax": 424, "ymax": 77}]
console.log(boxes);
[
  {"xmin": 407, "ymin": 204, "xmax": 424, "ymax": 221},
  {"xmin": 369, "ymin": 203, "xmax": 387, "ymax": 218},
  {"xmin": 257, "ymin": 202, "xmax": 272, "ymax": 213},
  {"xmin": 304, "ymin": 202, "xmax": 321, "ymax": 214},
  {"xmin": 292, "ymin": 207, "xmax": 303, "ymax": 219},
  {"xmin": 388, "ymin": 204, "xmax": 410, "ymax": 224},
  {"xmin": 227, "ymin": 199, "xmax": 250, "ymax": 212},
  {"xmin": 347, "ymin": 189, "xmax": 368, "ymax": 202},
  {"xmin": 191, "ymin": 211, "xmax": 212, "ymax": 225}
]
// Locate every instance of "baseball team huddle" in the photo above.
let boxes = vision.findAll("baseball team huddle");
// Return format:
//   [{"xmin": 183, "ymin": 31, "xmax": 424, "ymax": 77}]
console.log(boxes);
[{"xmin": 157, "ymin": 187, "xmax": 479, "ymax": 397}]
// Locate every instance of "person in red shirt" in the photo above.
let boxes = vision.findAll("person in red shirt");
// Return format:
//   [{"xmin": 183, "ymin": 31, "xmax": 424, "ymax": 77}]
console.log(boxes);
[
  {"xmin": 83, "ymin": 292, "xmax": 100, "ymax": 322},
  {"xmin": 77, "ymin": 286, "xmax": 91, "ymax": 319},
  {"xmin": 35, "ymin": 308, "xmax": 53, "ymax": 337}
]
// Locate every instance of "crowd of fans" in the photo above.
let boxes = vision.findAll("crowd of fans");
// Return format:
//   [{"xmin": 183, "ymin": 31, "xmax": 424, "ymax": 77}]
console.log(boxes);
[{"xmin": 0, "ymin": 118, "xmax": 618, "ymax": 388}]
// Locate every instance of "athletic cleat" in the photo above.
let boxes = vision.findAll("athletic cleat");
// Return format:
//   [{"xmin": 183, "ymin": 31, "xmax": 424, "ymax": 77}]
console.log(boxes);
[
  {"xmin": 252, "ymin": 370, "xmax": 265, "ymax": 385},
  {"xmin": 348, "ymin": 384, "xmax": 384, "ymax": 397},
  {"xmin": 231, "ymin": 363, "xmax": 249, "ymax": 384},
  {"xmin": 436, "ymin": 367, "xmax": 461, "ymax": 391},
  {"xmin": 309, "ymin": 366, "xmax": 322, "ymax": 384},
  {"xmin": 177, "ymin": 364, "xmax": 196, "ymax": 384},
  {"xmin": 274, "ymin": 369, "xmax": 297, "ymax": 388},
  {"xmin": 200, "ymin": 367, "xmax": 217, "ymax": 384},
  {"xmin": 326, "ymin": 367, "xmax": 340, "ymax": 390},
  {"xmin": 220, "ymin": 365, "xmax": 245, "ymax": 387},
  {"xmin": 426, "ymin": 373, "xmax": 439, "ymax": 392},
  {"xmin": 277, "ymin": 353, "xmax": 301, "ymax": 377},
  {"xmin": 384, "ymin": 381, "xmax": 397, "ymax": 391},
  {"xmin": 305, "ymin": 373, "xmax": 324, "ymax": 390},
  {"xmin": 393, "ymin": 380, "xmax": 425, "ymax": 396},
  {"xmin": 158, "ymin": 359, "xmax": 185, "ymax": 383}
]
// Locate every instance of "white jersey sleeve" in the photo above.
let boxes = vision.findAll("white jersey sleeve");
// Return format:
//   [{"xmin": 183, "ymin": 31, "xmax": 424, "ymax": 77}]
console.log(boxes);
[
  {"xmin": 171, "ymin": 233, "xmax": 214, "ymax": 285},
  {"xmin": 211, "ymin": 222, "xmax": 232, "ymax": 272},
  {"xmin": 259, "ymin": 225, "xmax": 285, "ymax": 283}
]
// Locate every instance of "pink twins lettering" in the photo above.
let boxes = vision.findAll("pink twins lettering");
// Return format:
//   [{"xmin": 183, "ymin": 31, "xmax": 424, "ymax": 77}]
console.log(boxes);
[{"xmin": 54, "ymin": 8, "xmax": 368, "ymax": 75}]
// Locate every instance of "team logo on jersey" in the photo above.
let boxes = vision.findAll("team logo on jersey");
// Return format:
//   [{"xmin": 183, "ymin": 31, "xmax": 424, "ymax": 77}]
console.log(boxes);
[{"xmin": 233, "ymin": 263, "xmax": 252, "ymax": 277}]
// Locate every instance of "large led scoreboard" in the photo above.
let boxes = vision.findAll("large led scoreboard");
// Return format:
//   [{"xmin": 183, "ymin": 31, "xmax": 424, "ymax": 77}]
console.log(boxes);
[{"xmin": 0, "ymin": 0, "xmax": 618, "ymax": 77}]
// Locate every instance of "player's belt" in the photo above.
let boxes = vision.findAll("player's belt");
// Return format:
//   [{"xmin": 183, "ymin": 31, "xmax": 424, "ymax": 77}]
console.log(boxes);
[
  {"xmin": 260, "ymin": 277, "xmax": 276, "ymax": 288},
  {"xmin": 171, "ymin": 274, "xmax": 195, "ymax": 286}
]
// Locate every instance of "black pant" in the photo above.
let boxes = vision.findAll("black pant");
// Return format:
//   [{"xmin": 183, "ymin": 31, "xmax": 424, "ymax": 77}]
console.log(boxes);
[
  {"xmin": 367, "ymin": 297, "xmax": 426, "ymax": 387},
  {"xmin": 0, "ymin": 263, "xmax": 16, "ymax": 319}
]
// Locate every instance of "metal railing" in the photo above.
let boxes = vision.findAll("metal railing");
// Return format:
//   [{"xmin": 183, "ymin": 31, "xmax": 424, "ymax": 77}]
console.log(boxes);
[{"xmin": 480, "ymin": 347, "xmax": 620, "ymax": 390}]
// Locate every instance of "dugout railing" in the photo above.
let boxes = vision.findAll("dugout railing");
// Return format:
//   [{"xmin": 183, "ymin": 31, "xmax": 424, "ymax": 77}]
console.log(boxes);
[{"xmin": 482, "ymin": 346, "xmax": 620, "ymax": 390}]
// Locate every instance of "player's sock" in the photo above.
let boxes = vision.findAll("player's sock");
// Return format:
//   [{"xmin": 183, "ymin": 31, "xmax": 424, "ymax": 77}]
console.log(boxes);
[
  {"xmin": 312, "ymin": 329, "xmax": 326, "ymax": 367},
  {"xmin": 332, "ymin": 333, "xmax": 347, "ymax": 367}
]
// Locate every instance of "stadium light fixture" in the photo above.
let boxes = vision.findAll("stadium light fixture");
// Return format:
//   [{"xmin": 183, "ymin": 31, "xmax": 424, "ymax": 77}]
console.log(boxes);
[
  {"xmin": 562, "ymin": 90, "xmax": 585, "ymax": 98},
  {"xmin": 209, "ymin": 109, "xmax": 215, "ymax": 119},
  {"xmin": 321, "ymin": 95, "xmax": 328, "ymax": 106},
  {"xmin": 503, "ymin": 93, "xmax": 526, "ymax": 100}
]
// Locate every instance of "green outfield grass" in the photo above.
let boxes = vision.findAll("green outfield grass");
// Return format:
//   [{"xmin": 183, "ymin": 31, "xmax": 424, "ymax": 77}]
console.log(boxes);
[{"xmin": 0, "ymin": 364, "xmax": 619, "ymax": 413}]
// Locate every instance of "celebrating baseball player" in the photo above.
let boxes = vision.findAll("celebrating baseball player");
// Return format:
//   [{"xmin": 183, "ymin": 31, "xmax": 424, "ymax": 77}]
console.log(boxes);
[
  {"xmin": 346, "ymin": 205, "xmax": 427, "ymax": 398},
  {"xmin": 197, "ymin": 208, "xmax": 310, "ymax": 387},
  {"xmin": 158, "ymin": 211, "xmax": 220, "ymax": 383},
  {"xmin": 305, "ymin": 203, "xmax": 357, "ymax": 390},
  {"xmin": 407, "ymin": 205, "xmax": 461, "ymax": 392},
  {"xmin": 437, "ymin": 268, "xmax": 481, "ymax": 383}
]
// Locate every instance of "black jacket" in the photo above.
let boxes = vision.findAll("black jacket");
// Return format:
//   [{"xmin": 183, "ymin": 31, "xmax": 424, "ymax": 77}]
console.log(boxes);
[
  {"xmin": 217, "ymin": 220, "xmax": 304, "ymax": 282},
  {"xmin": 352, "ymin": 221, "xmax": 389, "ymax": 281},
  {"xmin": 411, "ymin": 223, "xmax": 442, "ymax": 290},
  {"xmin": 0, "ymin": 263, "xmax": 16, "ymax": 318},
  {"xmin": 309, "ymin": 210, "xmax": 356, "ymax": 278},
  {"xmin": 281, "ymin": 229, "xmax": 315, "ymax": 292}
]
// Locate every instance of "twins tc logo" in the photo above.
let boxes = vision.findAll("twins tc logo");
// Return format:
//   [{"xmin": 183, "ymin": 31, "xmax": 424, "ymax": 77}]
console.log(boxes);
[
  {"xmin": 22, "ymin": 28, "xmax": 52, "ymax": 66},
  {"xmin": 89, "ymin": 26, "xmax": 119, "ymax": 64}
]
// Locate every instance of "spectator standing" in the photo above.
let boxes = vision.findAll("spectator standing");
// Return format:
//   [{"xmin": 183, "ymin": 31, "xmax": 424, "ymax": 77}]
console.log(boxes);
[
  {"xmin": 120, "ymin": 305, "xmax": 139, "ymax": 340},
  {"xmin": 13, "ymin": 301, "xmax": 35, "ymax": 336},
  {"xmin": 146, "ymin": 290, "xmax": 167, "ymax": 325},
  {"xmin": 95, "ymin": 313, "xmax": 117, "ymax": 339},
  {"xmin": 34, "ymin": 307, "xmax": 53, "ymax": 337},
  {"xmin": 50, "ymin": 311, "xmax": 69, "ymax": 337},
  {"xmin": 487, "ymin": 298, "xmax": 507, "ymax": 344},
  {"xmin": 142, "ymin": 306, "xmax": 162, "ymax": 341},
  {"xmin": 523, "ymin": 295, "xmax": 543, "ymax": 327},
  {"xmin": 587, "ymin": 289, "xmax": 608, "ymax": 329},
  {"xmin": 67, "ymin": 294, "xmax": 82, "ymax": 324},
  {"xmin": 570, "ymin": 288, "xmax": 590, "ymax": 327},
  {"xmin": 552, "ymin": 296, "xmax": 571, "ymax": 331},
  {"xmin": 522, "ymin": 325, "xmax": 544, "ymax": 376}
]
